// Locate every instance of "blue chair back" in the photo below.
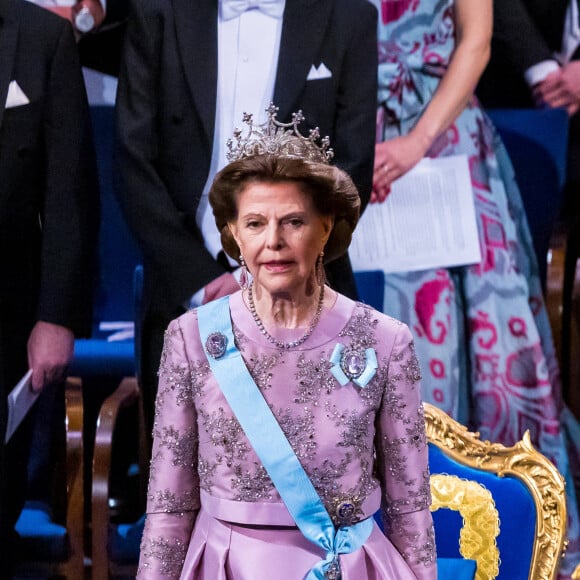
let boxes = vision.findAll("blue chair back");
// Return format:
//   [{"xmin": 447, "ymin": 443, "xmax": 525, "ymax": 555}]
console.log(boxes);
[
  {"xmin": 486, "ymin": 108, "xmax": 568, "ymax": 189},
  {"xmin": 354, "ymin": 270, "xmax": 385, "ymax": 311},
  {"xmin": 486, "ymin": 108, "xmax": 569, "ymax": 289},
  {"xmin": 71, "ymin": 105, "xmax": 141, "ymax": 377},
  {"xmin": 90, "ymin": 105, "xmax": 142, "ymax": 325}
]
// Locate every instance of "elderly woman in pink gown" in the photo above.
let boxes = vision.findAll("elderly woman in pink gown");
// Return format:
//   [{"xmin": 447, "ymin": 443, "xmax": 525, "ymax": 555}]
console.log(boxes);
[{"xmin": 137, "ymin": 112, "xmax": 436, "ymax": 580}]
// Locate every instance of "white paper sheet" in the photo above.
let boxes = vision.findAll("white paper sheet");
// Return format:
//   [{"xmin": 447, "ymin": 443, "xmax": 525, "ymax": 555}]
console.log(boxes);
[
  {"xmin": 349, "ymin": 155, "xmax": 482, "ymax": 273},
  {"xmin": 5, "ymin": 370, "xmax": 38, "ymax": 443},
  {"xmin": 99, "ymin": 321, "xmax": 135, "ymax": 341}
]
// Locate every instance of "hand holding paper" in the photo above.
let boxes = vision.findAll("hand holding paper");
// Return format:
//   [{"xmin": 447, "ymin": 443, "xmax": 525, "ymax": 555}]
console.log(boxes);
[
  {"xmin": 5, "ymin": 370, "xmax": 37, "ymax": 443},
  {"xmin": 372, "ymin": 133, "xmax": 430, "ymax": 202},
  {"xmin": 27, "ymin": 321, "xmax": 74, "ymax": 391},
  {"xmin": 351, "ymin": 155, "xmax": 481, "ymax": 273}
]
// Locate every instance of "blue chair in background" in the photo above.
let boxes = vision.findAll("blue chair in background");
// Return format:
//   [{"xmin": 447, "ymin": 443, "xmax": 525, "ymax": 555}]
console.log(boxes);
[
  {"xmin": 486, "ymin": 108, "xmax": 579, "ymax": 404},
  {"xmin": 91, "ymin": 266, "xmax": 146, "ymax": 580},
  {"xmin": 71, "ymin": 104, "xmax": 141, "ymax": 379},
  {"xmin": 74, "ymin": 106, "xmax": 142, "ymax": 578},
  {"xmin": 354, "ymin": 270, "xmax": 385, "ymax": 311},
  {"xmin": 485, "ymin": 108, "xmax": 569, "ymax": 293},
  {"xmin": 425, "ymin": 402, "xmax": 567, "ymax": 579}
]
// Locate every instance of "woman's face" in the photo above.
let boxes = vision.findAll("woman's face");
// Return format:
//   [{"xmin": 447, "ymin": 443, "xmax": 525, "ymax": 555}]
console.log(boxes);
[{"xmin": 228, "ymin": 181, "xmax": 333, "ymax": 299}]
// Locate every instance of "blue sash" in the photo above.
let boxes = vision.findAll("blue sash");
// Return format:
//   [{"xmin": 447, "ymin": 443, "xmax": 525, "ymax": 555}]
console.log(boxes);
[{"xmin": 197, "ymin": 296, "xmax": 373, "ymax": 579}]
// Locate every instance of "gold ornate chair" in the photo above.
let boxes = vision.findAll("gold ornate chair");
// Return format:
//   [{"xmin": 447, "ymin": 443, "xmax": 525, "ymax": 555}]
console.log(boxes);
[{"xmin": 425, "ymin": 403, "xmax": 568, "ymax": 580}]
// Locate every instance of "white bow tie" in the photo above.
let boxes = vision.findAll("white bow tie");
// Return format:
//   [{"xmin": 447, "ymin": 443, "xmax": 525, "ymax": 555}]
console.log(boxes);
[{"xmin": 220, "ymin": 0, "xmax": 285, "ymax": 21}]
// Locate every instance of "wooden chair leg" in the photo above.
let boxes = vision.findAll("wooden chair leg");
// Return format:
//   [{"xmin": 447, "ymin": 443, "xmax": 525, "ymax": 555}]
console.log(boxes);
[
  {"xmin": 63, "ymin": 376, "xmax": 85, "ymax": 579},
  {"xmin": 92, "ymin": 377, "xmax": 141, "ymax": 580},
  {"xmin": 561, "ymin": 219, "xmax": 580, "ymax": 406},
  {"xmin": 547, "ymin": 237, "xmax": 565, "ymax": 371}
]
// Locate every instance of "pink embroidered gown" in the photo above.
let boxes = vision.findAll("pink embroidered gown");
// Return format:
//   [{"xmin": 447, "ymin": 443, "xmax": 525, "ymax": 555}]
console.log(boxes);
[
  {"xmin": 373, "ymin": 1, "xmax": 580, "ymax": 573},
  {"xmin": 137, "ymin": 292, "xmax": 437, "ymax": 579}
]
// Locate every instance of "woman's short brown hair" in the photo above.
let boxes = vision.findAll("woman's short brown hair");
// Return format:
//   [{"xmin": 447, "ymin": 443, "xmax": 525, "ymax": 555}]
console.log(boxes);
[{"xmin": 209, "ymin": 155, "xmax": 360, "ymax": 263}]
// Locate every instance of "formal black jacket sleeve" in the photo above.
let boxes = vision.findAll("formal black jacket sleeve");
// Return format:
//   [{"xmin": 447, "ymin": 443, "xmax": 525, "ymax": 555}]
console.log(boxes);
[
  {"xmin": 330, "ymin": 0, "xmax": 377, "ymax": 213},
  {"xmin": 491, "ymin": 0, "xmax": 555, "ymax": 73},
  {"xmin": 115, "ymin": 0, "xmax": 224, "ymax": 318},
  {"xmin": 37, "ymin": 15, "xmax": 99, "ymax": 337}
]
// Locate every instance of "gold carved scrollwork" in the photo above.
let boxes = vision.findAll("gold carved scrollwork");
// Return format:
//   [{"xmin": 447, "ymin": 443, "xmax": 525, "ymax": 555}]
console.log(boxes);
[
  {"xmin": 424, "ymin": 403, "xmax": 567, "ymax": 580},
  {"xmin": 430, "ymin": 474, "xmax": 500, "ymax": 580}
]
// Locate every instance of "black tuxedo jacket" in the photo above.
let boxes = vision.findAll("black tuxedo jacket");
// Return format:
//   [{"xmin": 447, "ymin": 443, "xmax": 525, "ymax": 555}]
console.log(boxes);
[
  {"xmin": 0, "ymin": 0, "xmax": 98, "ymax": 558},
  {"xmin": 478, "ymin": 0, "xmax": 570, "ymax": 108},
  {"xmin": 0, "ymin": 0, "xmax": 98, "ymax": 390},
  {"xmin": 115, "ymin": 0, "xmax": 378, "ymax": 323}
]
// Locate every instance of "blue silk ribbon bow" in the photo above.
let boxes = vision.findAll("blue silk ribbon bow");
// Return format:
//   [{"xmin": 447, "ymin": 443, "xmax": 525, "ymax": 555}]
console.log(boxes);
[
  {"xmin": 330, "ymin": 343, "xmax": 378, "ymax": 388},
  {"xmin": 306, "ymin": 518, "xmax": 374, "ymax": 579}
]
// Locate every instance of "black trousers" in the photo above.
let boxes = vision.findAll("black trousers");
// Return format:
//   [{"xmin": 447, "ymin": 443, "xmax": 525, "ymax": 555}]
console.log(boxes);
[{"xmin": 0, "ymin": 303, "xmax": 35, "ymax": 576}]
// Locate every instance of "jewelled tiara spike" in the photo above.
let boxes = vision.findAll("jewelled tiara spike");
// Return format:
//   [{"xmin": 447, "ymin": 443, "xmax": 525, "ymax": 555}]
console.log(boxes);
[{"xmin": 226, "ymin": 104, "xmax": 334, "ymax": 164}]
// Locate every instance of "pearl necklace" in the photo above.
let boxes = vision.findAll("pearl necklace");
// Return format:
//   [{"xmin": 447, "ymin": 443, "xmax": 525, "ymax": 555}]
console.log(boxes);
[{"xmin": 247, "ymin": 282, "xmax": 325, "ymax": 349}]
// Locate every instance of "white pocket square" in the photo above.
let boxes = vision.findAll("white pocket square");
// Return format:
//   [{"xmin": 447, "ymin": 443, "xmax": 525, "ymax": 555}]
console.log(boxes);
[
  {"xmin": 5, "ymin": 80, "xmax": 30, "ymax": 109},
  {"xmin": 307, "ymin": 63, "xmax": 332, "ymax": 81}
]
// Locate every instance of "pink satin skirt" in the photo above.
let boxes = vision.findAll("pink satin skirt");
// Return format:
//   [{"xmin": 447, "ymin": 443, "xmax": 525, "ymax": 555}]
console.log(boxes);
[{"xmin": 180, "ymin": 508, "xmax": 419, "ymax": 579}]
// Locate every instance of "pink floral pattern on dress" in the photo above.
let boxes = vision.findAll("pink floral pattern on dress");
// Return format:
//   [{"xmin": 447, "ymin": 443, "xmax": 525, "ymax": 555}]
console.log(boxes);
[
  {"xmin": 371, "ymin": 0, "xmax": 580, "ymax": 575},
  {"xmin": 413, "ymin": 272, "xmax": 452, "ymax": 345},
  {"xmin": 380, "ymin": 0, "xmax": 419, "ymax": 25}
]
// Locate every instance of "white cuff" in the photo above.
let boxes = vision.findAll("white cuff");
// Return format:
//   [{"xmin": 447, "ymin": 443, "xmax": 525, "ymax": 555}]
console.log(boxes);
[
  {"xmin": 187, "ymin": 287, "xmax": 205, "ymax": 310},
  {"xmin": 525, "ymin": 60, "xmax": 560, "ymax": 87},
  {"xmin": 53, "ymin": 0, "xmax": 105, "ymax": 9},
  {"xmin": 186, "ymin": 268, "xmax": 244, "ymax": 310}
]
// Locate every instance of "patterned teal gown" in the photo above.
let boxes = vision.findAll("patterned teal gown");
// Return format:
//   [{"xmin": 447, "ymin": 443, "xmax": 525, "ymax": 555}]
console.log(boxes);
[{"xmin": 371, "ymin": 1, "xmax": 580, "ymax": 574}]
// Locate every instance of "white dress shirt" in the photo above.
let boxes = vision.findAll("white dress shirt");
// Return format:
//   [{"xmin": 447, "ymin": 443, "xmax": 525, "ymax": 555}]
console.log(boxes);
[
  {"xmin": 189, "ymin": 1, "xmax": 285, "ymax": 306},
  {"xmin": 196, "ymin": 3, "xmax": 284, "ymax": 264},
  {"xmin": 525, "ymin": 0, "xmax": 580, "ymax": 87}
]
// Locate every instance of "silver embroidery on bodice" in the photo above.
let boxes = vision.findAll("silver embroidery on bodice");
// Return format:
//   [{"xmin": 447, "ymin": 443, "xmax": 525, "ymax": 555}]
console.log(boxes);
[{"xmin": 139, "ymin": 301, "xmax": 436, "ymax": 578}]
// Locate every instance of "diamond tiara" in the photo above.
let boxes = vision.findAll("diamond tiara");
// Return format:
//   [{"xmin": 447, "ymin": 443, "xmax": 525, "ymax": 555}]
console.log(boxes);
[{"xmin": 225, "ymin": 104, "xmax": 334, "ymax": 164}]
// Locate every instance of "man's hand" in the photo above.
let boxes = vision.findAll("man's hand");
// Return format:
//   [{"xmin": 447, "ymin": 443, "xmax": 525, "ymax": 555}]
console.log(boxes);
[
  {"xmin": 202, "ymin": 272, "xmax": 242, "ymax": 305},
  {"xmin": 27, "ymin": 321, "xmax": 74, "ymax": 392},
  {"xmin": 534, "ymin": 63, "xmax": 580, "ymax": 116}
]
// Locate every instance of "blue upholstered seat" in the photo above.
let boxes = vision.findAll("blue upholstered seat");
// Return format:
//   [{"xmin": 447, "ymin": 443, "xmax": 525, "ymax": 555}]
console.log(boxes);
[
  {"xmin": 437, "ymin": 558, "xmax": 477, "ymax": 578},
  {"xmin": 108, "ymin": 515, "xmax": 145, "ymax": 565},
  {"xmin": 354, "ymin": 270, "xmax": 385, "ymax": 311},
  {"xmin": 373, "ymin": 510, "xmax": 477, "ymax": 579},
  {"xmin": 486, "ymin": 108, "xmax": 568, "ymax": 291},
  {"xmin": 15, "ymin": 501, "xmax": 69, "ymax": 562},
  {"xmin": 71, "ymin": 338, "xmax": 135, "ymax": 377}
]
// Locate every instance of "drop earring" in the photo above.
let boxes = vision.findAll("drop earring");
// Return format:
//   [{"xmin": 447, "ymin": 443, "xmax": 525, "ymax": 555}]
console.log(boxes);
[
  {"xmin": 239, "ymin": 255, "xmax": 249, "ymax": 290},
  {"xmin": 316, "ymin": 251, "xmax": 325, "ymax": 287}
]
